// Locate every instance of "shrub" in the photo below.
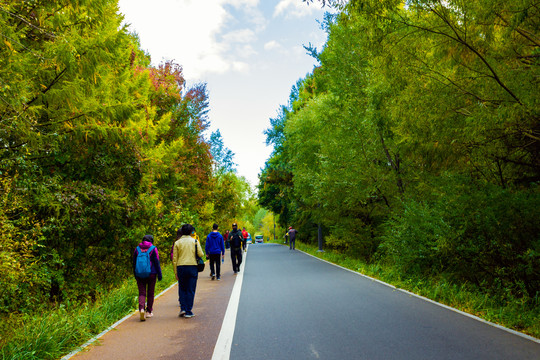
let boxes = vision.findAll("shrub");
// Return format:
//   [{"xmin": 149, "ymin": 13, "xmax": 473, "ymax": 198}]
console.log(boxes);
[{"xmin": 380, "ymin": 176, "xmax": 540, "ymax": 299}]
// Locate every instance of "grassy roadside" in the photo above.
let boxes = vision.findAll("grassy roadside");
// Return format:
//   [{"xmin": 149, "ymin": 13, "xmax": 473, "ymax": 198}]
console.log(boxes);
[
  {"xmin": 285, "ymin": 241, "xmax": 540, "ymax": 339},
  {"xmin": 0, "ymin": 270, "xmax": 177, "ymax": 360}
]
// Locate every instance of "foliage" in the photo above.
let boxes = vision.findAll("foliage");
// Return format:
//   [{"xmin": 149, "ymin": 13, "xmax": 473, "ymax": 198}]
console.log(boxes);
[
  {"xmin": 259, "ymin": 0, "xmax": 540, "ymax": 305},
  {"xmin": 0, "ymin": 0, "xmax": 250, "ymax": 317},
  {"xmin": 210, "ymin": 129, "xmax": 236, "ymax": 175},
  {"xmin": 0, "ymin": 270, "xmax": 177, "ymax": 360},
  {"xmin": 382, "ymin": 178, "xmax": 540, "ymax": 297}
]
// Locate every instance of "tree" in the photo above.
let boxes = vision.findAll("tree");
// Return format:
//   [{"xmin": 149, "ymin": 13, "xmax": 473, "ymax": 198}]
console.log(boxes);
[
  {"xmin": 0, "ymin": 0, "xmax": 246, "ymax": 313},
  {"xmin": 259, "ymin": 0, "xmax": 539, "ymax": 295},
  {"xmin": 210, "ymin": 129, "xmax": 236, "ymax": 174}
]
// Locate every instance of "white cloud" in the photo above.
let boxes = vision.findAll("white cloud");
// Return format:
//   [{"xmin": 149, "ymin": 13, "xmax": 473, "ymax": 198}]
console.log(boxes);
[
  {"xmin": 274, "ymin": 0, "xmax": 318, "ymax": 18},
  {"xmin": 222, "ymin": 29, "xmax": 257, "ymax": 43},
  {"xmin": 226, "ymin": 0, "xmax": 259, "ymax": 7},
  {"xmin": 264, "ymin": 40, "xmax": 282, "ymax": 51},
  {"xmin": 237, "ymin": 44, "xmax": 258, "ymax": 58},
  {"xmin": 232, "ymin": 61, "xmax": 249, "ymax": 72},
  {"xmin": 117, "ymin": 0, "xmax": 261, "ymax": 80}
]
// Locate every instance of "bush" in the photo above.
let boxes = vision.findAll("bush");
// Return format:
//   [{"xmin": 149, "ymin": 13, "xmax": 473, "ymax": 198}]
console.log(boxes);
[
  {"xmin": 326, "ymin": 219, "xmax": 380, "ymax": 260},
  {"xmin": 380, "ymin": 176, "xmax": 540, "ymax": 299},
  {"xmin": 379, "ymin": 199, "xmax": 453, "ymax": 275}
]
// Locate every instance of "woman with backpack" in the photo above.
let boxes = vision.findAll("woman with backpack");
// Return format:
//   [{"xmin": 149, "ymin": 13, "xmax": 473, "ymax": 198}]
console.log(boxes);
[{"xmin": 133, "ymin": 235, "xmax": 163, "ymax": 321}]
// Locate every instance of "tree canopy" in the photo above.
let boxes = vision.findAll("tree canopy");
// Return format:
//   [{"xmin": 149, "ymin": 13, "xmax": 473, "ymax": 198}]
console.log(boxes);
[
  {"xmin": 259, "ymin": 0, "xmax": 539, "ymax": 299},
  {"xmin": 0, "ymin": 0, "xmax": 249, "ymax": 313}
]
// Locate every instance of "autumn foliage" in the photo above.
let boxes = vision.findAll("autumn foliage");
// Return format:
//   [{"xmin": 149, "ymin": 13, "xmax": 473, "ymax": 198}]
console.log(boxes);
[{"xmin": 0, "ymin": 0, "xmax": 243, "ymax": 314}]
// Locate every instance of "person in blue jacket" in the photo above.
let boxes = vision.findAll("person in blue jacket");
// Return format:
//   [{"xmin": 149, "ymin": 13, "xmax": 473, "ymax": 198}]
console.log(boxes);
[{"xmin": 205, "ymin": 223, "xmax": 225, "ymax": 280}]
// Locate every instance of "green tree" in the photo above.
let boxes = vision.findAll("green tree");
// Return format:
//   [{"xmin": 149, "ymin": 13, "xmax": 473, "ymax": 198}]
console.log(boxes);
[
  {"xmin": 0, "ymin": 0, "xmax": 240, "ymax": 313},
  {"xmin": 259, "ymin": 0, "xmax": 539, "ymax": 297}
]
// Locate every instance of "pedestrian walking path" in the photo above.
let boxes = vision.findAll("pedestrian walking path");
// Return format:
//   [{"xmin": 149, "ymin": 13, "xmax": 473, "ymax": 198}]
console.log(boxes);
[{"xmin": 70, "ymin": 252, "xmax": 237, "ymax": 360}]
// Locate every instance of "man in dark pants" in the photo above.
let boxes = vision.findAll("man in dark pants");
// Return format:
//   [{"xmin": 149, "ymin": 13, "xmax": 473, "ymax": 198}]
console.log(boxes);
[
  {"xmin": 205, "ymin": 223, "xmax": 225, "ymax": 280},
  {"xmin": 288, "ymin": 226, "xmax": 298, "ymax": 250},
  {"xmin": 229, "ymin": 223, "xmax": 245, "ymax": 274}
]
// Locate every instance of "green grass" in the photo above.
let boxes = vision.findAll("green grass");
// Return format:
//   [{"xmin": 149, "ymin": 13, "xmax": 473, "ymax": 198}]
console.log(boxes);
[
  {"xmin": 288, "ymin": 241, "xmax": 540, "ymax": 339},
  {"xmin": 0, "ymin": 270, "xmax": 177, "ymax": 360}
]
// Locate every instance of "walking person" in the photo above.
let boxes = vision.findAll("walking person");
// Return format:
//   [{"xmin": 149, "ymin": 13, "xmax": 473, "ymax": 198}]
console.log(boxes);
[
  {"xmin": 288, "ymin": 226, "xmax": 298, "ymax": 250},
  {"xmin": 242, "ymin": 227, "xmax": 249, "ymax": 243},
  {"xmin": 205, "ymin": 223, "xmax": 225, "ymax": 280},
  {"xmin": 229, "ymin": 223, "xmax": 245, "ymax": 274},
  {"xmin": 172, "ymin": 224, "xmax": 204, "ymax": 318},
  {"xmin": 132, "ymin": 235, "xmax": 163, "ymax": 321},
  {"xmin": 224, "ymin": 230, "xmax": 230, "ymax": 249}
]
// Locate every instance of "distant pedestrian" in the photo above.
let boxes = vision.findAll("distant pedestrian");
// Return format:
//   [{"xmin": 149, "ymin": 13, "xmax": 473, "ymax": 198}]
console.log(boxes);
[
  {"xmin": 229, "ymin": 223, "xmax": 246, "ymax": 274},
  {"xmin": 224, "ymin": 230, "xmax": 230, "ymax": 249},
  {"xmin": 242, "ymin": 227, "xmax": 249, "ymax": 243},
  {"xmin": 287, "ymin": 226, "xmax": 298, "ymax": 250},
  {"xmin": 206, "ymin": 223, "xmax": 225, "ymax": 280},
  {"xmin": 132, "ymin": 235, "xmax": 162, "ymax": 321},
  {"xmin": 172, "ymin": 224, "xmax": 204, "ymax": 318}
]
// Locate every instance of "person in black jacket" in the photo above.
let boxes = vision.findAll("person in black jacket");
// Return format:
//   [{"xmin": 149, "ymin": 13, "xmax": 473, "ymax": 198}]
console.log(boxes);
[{"xmin": 228, "ymin": 223, "xmax": 245, "ymax": 274}]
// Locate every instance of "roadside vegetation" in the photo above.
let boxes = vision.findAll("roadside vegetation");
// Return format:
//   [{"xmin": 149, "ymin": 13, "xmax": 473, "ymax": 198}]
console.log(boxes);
[
  {"xmin": 0, "ymin": 270, "xmax": 176, "ymax": 360},
  {"xmin": 259, "ymin": 0, "xmax": 539, "ymax": 340}
]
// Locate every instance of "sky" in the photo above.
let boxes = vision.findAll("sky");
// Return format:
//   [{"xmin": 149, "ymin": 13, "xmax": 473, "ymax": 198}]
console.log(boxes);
[{"xmin": 116, "ymin": 0, "xmax": 330, "ymax": 187}]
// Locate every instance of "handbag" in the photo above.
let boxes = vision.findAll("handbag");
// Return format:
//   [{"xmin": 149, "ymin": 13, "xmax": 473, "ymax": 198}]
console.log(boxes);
[{"xmin": 195, "ymin": 240, "xmax": 205, "ymax": 272}]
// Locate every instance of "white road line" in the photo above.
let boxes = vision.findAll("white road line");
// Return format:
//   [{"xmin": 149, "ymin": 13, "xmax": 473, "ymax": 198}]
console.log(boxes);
[
  {"xmin": 300, "ymin": 247, "xmax": 540, "ymax": 344},
  {"xmin": 211, "ymin": 246, "xmax": 249, "ymax": 360},
  {"xmin": 61, "ymin": 282, "xmax": 178, "ymax": 360}
]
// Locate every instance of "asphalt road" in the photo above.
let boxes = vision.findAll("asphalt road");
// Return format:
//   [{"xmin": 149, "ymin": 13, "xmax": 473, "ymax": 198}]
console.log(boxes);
[{"xmin": 230, "ymin": 244, "xmax": 540, "ymax": 360}]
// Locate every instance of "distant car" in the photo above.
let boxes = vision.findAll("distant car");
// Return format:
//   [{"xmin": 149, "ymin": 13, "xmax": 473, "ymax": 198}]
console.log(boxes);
[
  {"xmin": 246, "ymin": 233, "xmax": 252, "ymax": 244},
  {"xmin": 255, "ymin": 234, "xmax": 264, "ymax": 243}
]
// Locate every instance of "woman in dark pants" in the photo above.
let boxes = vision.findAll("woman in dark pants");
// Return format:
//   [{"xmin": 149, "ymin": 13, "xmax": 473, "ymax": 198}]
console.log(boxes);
[
  {"xmin": 132, "ymin": 235, "xmax": 162, "ymax": 321},
  {"xmin": 172, "ymin": 224, "xmax": 204, "ymax": 318}
]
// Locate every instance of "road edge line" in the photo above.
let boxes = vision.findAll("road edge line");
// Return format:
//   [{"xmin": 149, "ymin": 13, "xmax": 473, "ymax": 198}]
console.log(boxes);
[
  {"xmin": 211, "ymin": 246, "xmax": 249, "ymax": 360},
  {"xmin": 298, "ymin": 248, "xmax": 540, "ymax": 344},
  {"xmin": 60, "ymin": 281, "xmax": 178, "ymax": 360}
]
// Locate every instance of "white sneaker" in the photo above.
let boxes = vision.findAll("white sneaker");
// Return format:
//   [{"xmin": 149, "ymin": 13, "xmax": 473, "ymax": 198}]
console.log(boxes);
[
  {"xmin": 146, "ymin": 312, "xmax": 153, "ymax": 318},
  {"xmin": 139, "ymin": 309, "xmax": 145, "ymax": 321}
]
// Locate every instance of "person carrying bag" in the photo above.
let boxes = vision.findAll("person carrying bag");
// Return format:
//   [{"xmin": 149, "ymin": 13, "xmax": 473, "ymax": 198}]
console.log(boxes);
[
  {"xmin": 229, "ymin": 222, "xmax": 245, "ymax": 274},
  {"xmin": 172, "ymin": 224, "xmax": 205, "ymax": 318}
]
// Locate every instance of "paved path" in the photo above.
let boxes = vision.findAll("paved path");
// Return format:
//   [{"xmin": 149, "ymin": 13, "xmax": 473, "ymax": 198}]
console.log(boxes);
[
  {"xmin": 70, "ymin": 252, "xmax": 237, "ymax": 360},
  {"xmin": 231, "ymin": 244, "xmax": 540, "ymax": 360},
  {"xmin": 66, "ymin": 244, "xmax": 540, "ymax": 359}
]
